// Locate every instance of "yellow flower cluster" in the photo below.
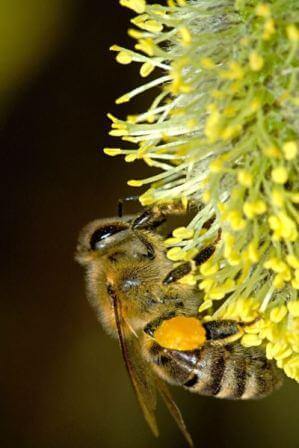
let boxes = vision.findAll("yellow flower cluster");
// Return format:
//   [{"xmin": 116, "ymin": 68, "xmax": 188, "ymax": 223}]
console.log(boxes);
[{"xmin": 105, "ymin": 0, "xmax": 299, "ymax": 382}]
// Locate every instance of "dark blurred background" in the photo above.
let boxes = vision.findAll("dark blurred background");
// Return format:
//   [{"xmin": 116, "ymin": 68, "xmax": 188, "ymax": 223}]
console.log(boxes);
[{"xmin": 1, "ymin": 1, "xmax": 298, "ymax": 447}]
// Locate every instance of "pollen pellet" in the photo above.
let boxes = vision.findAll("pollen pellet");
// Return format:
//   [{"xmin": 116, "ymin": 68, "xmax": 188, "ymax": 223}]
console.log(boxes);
[{"xmin": 154, "ymin": 316, "xmax": 206, "ymax": 351}]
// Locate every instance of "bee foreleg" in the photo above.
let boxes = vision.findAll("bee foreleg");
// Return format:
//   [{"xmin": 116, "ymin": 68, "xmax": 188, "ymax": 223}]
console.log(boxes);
[
  {"xmin": 132, "ymin": 209, "xmax": 166, "ymax": 230},
  {"xmin": 163, "ymin": 262, "xmax": 192, "ymax": 284},
  {"xmin": 135, "ymin": 232, "xmax": 156, "ymax": 260}
]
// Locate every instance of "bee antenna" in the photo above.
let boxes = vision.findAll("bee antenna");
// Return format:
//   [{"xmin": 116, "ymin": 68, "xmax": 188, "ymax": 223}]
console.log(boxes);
[{"xmin": 117, "ymin": 196, "xmax": 139, "ymax": 218}]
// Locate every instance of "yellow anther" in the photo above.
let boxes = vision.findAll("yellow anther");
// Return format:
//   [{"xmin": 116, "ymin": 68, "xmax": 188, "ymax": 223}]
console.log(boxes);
[
  {"xmin": 143, "ymin": 19, "xmax": 163, "ymax": 33},
  {"xmin": 271, "ymin": 166, "xmax": 288, "ymax": 184},
  {"xmin": 167, "ymin": 247, "xmax": 185, "ymax": 261},
  {"xmin": 254, "ymin": 200, "xmax": 267, "ymax": 214},
  {"xmin": 289, "ymin": 333, "xmax": 299, "ymax": 353},
  {"xmin": 107, "ymin": 112, "xmax": 119, "ymax": 123},
  {"xmin": 286, "ymin": 254, "xmax": 299, "ymax": 269},
  {"xmin": 249, "ymin": 51, "xmax": 264, "ymax": 71},
  {"xmin": 198, "ymin": 300, "xmax": 213, "ymax": 312},
  {"xmin": 221, "ymin": 124, "xmax": 242, "ymax": 140},
  {"xmin": 115, "ymin": 94, "xmax": 131, "ymax": 105},
  {"xmin": 263, "ymin": 145, "xmax": 281, "ymax": 158},
  {"xmin": 206, "ymin": 103, "xmax": 217, "ymax": 113},
  {"xmin": 120, "ymin": 0, "xmax": 146, "ymax": 13},
  {"xmin": 199, "ymin": 278, "xmax": 214, "ymax": 291},
  {"xmin": 164, "ymin": 237, "xmax": 181, "ymax": 246},
  {"xmin": 222, "ymin": 232, "xmax": 235, "ymax": 245},
  {"xmin": 202, "ymin": 190, "xmax": 211, "ymax": 203},
  {"xmin": 109, "ymin": 129, "xmax": 128, "ymax": 136},
  {"xmin": 135, "ymin": 38, "xmax": 154, "ymax": 56},
  {"xmin": 284, "ymin": 356, "xmax": 299, "ymax": 381},
  {"xmin": 200, "ymin": 57, "xmax": 215, "ymax": 69},
  {"xmin": 227, "ymin": 253, "xmax": 241, "ymax": 266},
  {"xmin": 267, "ymin": 341, "xmax": 292, "ymax": 361},
  {"xmin": 208, "ymin": 279, "xmax": 235, "ymax": 300},
  {"xmin": 187, "ymin": 118, "xmax": 198, "ymax": 129},
  {"xmin": 200, "ymin": 260, "xmax": 218, "ymax": 276},
  {"xmin": 227, "ymin": 210, "xmax": 246, "ymax": 231},
  {"xmin": 179, "ymin": 27, "xmax": 192, "ymax": 45},
  {"xmin": 291, "ymin": 278, "xmax": 299, "ymax": 289},
  {"xmin": 282, "ymin": 141, "xmax": 297, "ymax": 160},
  {"xmin": 255, "ymin": 3, "xmax": 271, "ymax": 17},
  {"xmin": 243, "ymin": 200, "xmax": 267, "ymax": 219},
  {"xmin": 290, "ymin": 192, "xmax": 299, "ymax": 203},
  {"xmin": 248, "ymin": 241, "xmax": 259, "ymax": 263},
  {"xmin": 229, "ymin": 81, "xmax": 242, "ymax": 93},
  {"xmin": 241, "ymin": 334, "xmax": 262, "ymax": 347},
  {"xmin": 269, "ymin": 213, "xmax": 298, "ymax": 242},
  {"xmin": 103, "ymin": 148, "xmax": 122, "ymax": 156},
  {"xmin": 179, "ymin": 274, "xmax": 197, "ymax": 286},
  {"xmin": 220, "ymin": 61, "xmax": 244, "ymax": 80},
  {"xmin": 270, "ymin": 305, "xmax": 288, "ymax": 323},
  {"xmin": 139, "ymin": 190, "xmax": 154, "ymax": 206},
  {"xmin": 181, "ymin": 196, "xmax": 188, "ymax": 210},
  {"xmin": 173, "ymin": 227, "xmax": 194, "ymax": 240},
  {"xmin": 250, "ymin": 98, "xmax": 261, "ymax": 112},
  {"xmin": 125, "ymin": 154, "xmax": 138, "ymax": 162},
  {"xmin": 209, "ymin": 158, "xmax": 224, "ymax": 173},
  {"xmin": 116, "ymin": 51, "xmax": 133, "ymax": 64},
  {"xmin": 286, "ymin": 24, "xmax": 299, "ymax": 42},
  {"xmin": 263, "ymin": 18, "xmax": 275, "ymax": 40},
  {"xmin": 244, "ymin": 318, "xmax": 265, "ymax": 334},
  {"xmin": 271, "ymin": 189, "xmax": 284, "ymax": 207},
  {"xmin": 223, "ymin": 105, "xmax": 237, "ymax": 118},
  {"xmin": 127, "ymin": 179, "xmax": 143, "ymax": 187},
  {"xmin": 273, "ymin": 273, "xmax": 285, "ymax": 289},
  {"xmin": 128, "ymin": 28, "xmax": 144, "ymax": 39},
  {"xmin": 140, "ymin": 61, "xmax": 154, "ymax": 77},
  {"xmin": 126, "ymin": 114, "xmax": 137, "ymax": 123},
  {"xmin": 237, "ymin": 170, "xmax": 253, "ymax": 187},
  {"xmin": 204, "ymin": 110, "xmax": 221, "ymax": 142},
  {"xmin": 288, "ymin": 301, "xmax": 299, "ymax": 317}
]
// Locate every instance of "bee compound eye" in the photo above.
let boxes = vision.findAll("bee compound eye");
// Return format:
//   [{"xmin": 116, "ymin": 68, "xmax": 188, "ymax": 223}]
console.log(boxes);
[{"xmin": 89, "ymin": 224, "xmax": 127, "ymax": 251}]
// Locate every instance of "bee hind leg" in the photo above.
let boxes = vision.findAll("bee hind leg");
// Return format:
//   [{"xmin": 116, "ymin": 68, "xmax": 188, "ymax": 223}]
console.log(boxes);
[{"xmin": 203, "ymin": 320, "xmax": 244, "ymax": 345}]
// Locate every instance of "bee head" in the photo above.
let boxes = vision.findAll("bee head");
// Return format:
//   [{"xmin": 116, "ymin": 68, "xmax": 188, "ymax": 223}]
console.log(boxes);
[{"xmin": 76, "ymin": 217, "xmax": 132, "ymax": 264}]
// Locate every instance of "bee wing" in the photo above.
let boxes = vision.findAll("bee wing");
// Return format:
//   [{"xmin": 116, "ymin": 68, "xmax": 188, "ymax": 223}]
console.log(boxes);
[
  {"xmin": 155, "ymin": 376, "xmax": 194, "ymax": 448},
  {"xmin": 112, "ymin": 296, "xmax": 159, "ymax": 437},
  {"xmin": 112, "ymin": 295, "xmax": 194, "ymax": 447}
]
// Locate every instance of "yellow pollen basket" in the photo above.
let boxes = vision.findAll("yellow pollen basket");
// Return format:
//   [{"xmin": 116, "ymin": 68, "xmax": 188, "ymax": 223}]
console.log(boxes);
[{"xmin": 154, "ymin": 316, "xmax": 206, "ymax": 351}]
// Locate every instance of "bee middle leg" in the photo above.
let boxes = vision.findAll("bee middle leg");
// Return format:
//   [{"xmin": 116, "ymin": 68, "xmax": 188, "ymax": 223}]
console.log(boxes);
[
  {"xmin": 132, "ymin": 201, "xmax": 187, "ymax": 231},
  {"xmin": 162, "ymin": 244, "xmax": 217, "ymax": 285},
  {"xmin": 163, "ymin": 262, "xmax": 192, "ymax": 285}
]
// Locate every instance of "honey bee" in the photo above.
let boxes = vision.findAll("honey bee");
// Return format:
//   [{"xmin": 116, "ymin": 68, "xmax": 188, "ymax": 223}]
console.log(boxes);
[{"xmin": 76, "ymin": 206, "xmax": 283, "ymax": 447}]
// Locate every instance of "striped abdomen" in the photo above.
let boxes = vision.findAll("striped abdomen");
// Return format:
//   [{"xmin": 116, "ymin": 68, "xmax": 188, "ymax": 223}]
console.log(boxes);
[{"xmin": 150, "ymin": 342, "xmax": 283, "ymax": 399}]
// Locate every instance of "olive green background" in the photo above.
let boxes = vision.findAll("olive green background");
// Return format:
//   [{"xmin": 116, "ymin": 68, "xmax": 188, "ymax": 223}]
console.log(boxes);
[{"xmin": 1, "ymin": 1, "xmax": 298, "ymax": 447}]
